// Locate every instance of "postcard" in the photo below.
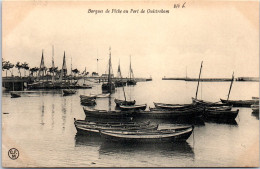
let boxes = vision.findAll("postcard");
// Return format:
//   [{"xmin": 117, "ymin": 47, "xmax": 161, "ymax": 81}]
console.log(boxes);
[{"xmin": 2, "ymin": 0, "xmax": 259, "ymax": 167}]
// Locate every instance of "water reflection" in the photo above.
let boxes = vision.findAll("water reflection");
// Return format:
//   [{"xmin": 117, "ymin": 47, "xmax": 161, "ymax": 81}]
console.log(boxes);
[
  {"xmin": 204, "ymin": 119, "xmax": 238, "ymax": 126},
  {"xmin": 61, "ymin": 97, "xmax": 67, "ymax": 131},
  {"xmin": 40, "ymin": 99, "xmax": 45, "ymax": 125},
  {"xmin": 51, "ymin": 103, "xmax": 55, "ymax": 129},
  {"xmin": 99, "ymin": 140, "xmax": 194, "ymax": 159},
  {"xmin": 75, "ymin": 134, "xmax": 103, "ymax": 147}
]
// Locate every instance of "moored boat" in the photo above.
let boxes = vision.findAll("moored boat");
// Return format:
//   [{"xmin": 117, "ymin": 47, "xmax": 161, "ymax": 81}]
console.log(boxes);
[
  {"xmin": 252, "ymin": 97, "xmax": 259, "ymax": 100},
  {"xmin": 80, "ymin": 95, "xmax": 96, "ymax": 99},
  {"xmin": 74, "ymin": 118, "xmax": 157, "ymax": 135},
  {"xmin": 127, "ymin": 55, "xmax": 137, "ymax": 86},
  {"xmin": 10, "ymin": 92, "xmax": 21, "ymax": 98},
  {"xmin": 63, "ymin": 89, "xmax": 76, "ymax": 95},
  {"xmin": 192, "ymin": 97, "xmax": 228, "ymax": 107},
  {"xmin": 83, "ymin": 107, "xmax": 135, "ymax": 118},
  {"xmin": 203, "ymin": 109, "xmax": 239, "ymax": 120},
  {"xmin": 100, "ymin": 126, "xmax": 194, "ymax": 142},
  {"xmin": 154, "ymin": 102, "xmax": 195, "ymax": 110},
  {"xmin": 80, "ymin": 98, "xmax": 96, "ymax": 106},
  {"xmin": 102, "ymin": 47, "xmax": 115, "ymax": 93},
  {"xmin": 119, "ymin": 104, "xmax": 147, "ymax": 111},
  {"xmin": 135, "ymin": 108, "xmax": 203, "ymax": 119},
  {"xmin": 114, "ymin": 99, "xmax": 136, "ymax": 107},
  {"xmin": 251, "ymin": 104, "xmax": 259, "ymax": 113},
  {"xmin": 220, "ymin": 99, "xmax": 259, "ymax": 107}
]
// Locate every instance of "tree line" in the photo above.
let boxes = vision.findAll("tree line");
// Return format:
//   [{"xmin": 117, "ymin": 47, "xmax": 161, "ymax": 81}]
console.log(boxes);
[{"xmin": 2, "ymin": 59, "xmax": 90, "ymax": 78}]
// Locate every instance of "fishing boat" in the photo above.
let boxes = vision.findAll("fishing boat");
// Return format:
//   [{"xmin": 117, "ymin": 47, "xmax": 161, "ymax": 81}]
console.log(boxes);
[
  {"xmin": 80, "ymin": 95, "xmax": 96, "ymax": 99},
  {"xmin": 100, "ymin": 126, "xmax": 194, "ymax": 142},
  {"xmin": 119, "ymin": 104, "xmax": 147, "ymax": 111},
  {"xmin": 154, "ymin": 102, "xmax": 196, "ymax": 110},
  {"xmin": 114, "ymin": 99, "xmax": 136, "ymax": 107},
  {"xmin": 192, "ymin": 98, "xmax": 228, "ymax": 107},
  {"xmin": 74, "ymin": 119, "xmax": 157, "ymax": 135},
  {"xmin": 136, "ymin": 108, "xmax": 203, "ymax": 119},
  {"xmin": 205, "ymin": 106, "xmax": 232, "ymax": 111},
  {"xmin": 80, "ymin": 98, "xmax": 96, "ymax": 106},
  {"xmin": 203, "ymin": 109, "xmax": 239, "ymax": 120},
  {"xmin": 220, "ymin": 99, "xmax": 259, "ymax": 107},
  {"xmin": 10, "ymin": 92, "xmax": 21, "ymax": 98},
  {"xmin": 83, "ymin": 107, "xmax": 135, "ymax": 118},
  {"xmin": 102, "ymin": 47, "xmax": 115, "ymax": 93},
  {"xmin": 127, "ymin": 56, "xmax": 137, "ymax": 85},
  {"xmin": 114, "ymin": 61, "xmax": 127, "ymax": 87},
  {"xmin": 63, "ymin": 89, "xmax": 76, "ymax": 96}
]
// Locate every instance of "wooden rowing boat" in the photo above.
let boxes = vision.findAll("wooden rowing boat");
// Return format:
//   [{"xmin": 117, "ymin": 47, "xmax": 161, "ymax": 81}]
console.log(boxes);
[
  {"xmin": 74, "ymin": 118, "xmax": 157, "ymax": 135},
  {"xmin": 203, "ymin": 109, "xmax": 239, "ymax": 120},
  {"xmin": 154, "ymin": 102, "xmax": 196, "ymax": 110},
  {"xmin": 80, "ymin": 95, "xmax": 96, "ymax": 99},
  {"xmin": 135, "ymin": 108, "xmax": 203, "ymax": 119},
  {"xmin": 100, "ymin": 126, "xmax": 194, "ymax": 142},
  {"xmin": 114, "ymin": 99, "xmax": 136, "ymax": 107},
  {"xmin": 119, "ymin": 104, "xmax": 147, "ymax": 111},
  {"xmin": 63, "ymin": 89, "xmax": 76, "ymax": 96},
  {"xmin": 83, "ymin": 107, "xmax": 135, "ymax": 118},
  {"xmin": 192, "ymin": 97, "xmax": 228, "ymax": 107},
  {"xmin": 220, "ymin": 98, "xmax": 259, "ymax": 107}
]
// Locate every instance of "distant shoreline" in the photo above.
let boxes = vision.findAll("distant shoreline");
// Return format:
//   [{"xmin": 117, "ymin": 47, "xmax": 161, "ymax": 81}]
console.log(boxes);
[{"xmin": 162, "ymin": 77, "xmax": 259, "ymax": 82}]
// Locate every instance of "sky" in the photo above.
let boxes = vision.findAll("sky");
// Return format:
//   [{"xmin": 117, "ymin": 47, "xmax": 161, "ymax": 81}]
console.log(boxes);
[{"xmin": 2, "ymin": 1, "xmax": 259, "ymax": 79}]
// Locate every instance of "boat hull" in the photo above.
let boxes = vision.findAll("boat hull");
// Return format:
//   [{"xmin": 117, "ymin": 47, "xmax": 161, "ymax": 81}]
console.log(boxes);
[
  {"xmin": 204, "ymin": 109, "xmax": 239, "ymax": 121},
  {"xmin": 114, "ymin": 99, "xmax": 136, "ymax": 107},
  {"xmin": 100, "ymin": 127, "xmax": 193, "ymax": 142},
  {"xmin": 127, "ymin": 80, "xmax": 137, "ymax": 85},
  {"xmin": 83, "ymin": 107, "xmax": 135, "ymax": 119},
  {"xmin": 119, "ymin": 104, "xmax": 147, "ymax": 111},
  {"xmin": 10, "ymin": 92, "xmax": 21, "ymax": 98},
  {"xmin": 220, "ymin": 99, "xmax": 259, "ymax": 107}
]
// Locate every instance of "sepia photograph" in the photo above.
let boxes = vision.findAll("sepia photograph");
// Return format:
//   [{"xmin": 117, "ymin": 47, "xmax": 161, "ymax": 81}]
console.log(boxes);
[{"xmin": 2, "ymin": 0, "xmax": 259, "ymax": 167}]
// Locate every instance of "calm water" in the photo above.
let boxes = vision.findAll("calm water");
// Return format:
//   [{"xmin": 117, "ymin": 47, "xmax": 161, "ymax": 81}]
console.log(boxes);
[{"xmin": 2, "ymin": 80, "xmax": 259, "ymax": 167}]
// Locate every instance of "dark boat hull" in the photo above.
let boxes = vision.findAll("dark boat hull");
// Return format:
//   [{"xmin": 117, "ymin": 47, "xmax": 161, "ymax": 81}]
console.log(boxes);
[
  {"xmin": 114, "ymin": 99, "xmax": 136, "ymax": 107},
  {"xmin": 114, "ymin": 81, "xmax": 127, "ymax": 87},
  {"xmin": 204, "ymin": 109, "xmax": 239, "ymax": 120},
  {"xmin": 102, "ymin": 83, "xmax": 115, "ymax": 92},
  {"xmin": 10, "ymin": 93, "xmax": 21, "ymax": 98},
  {"xmin": 100, "ymin": 127, "xmax": 194, "ymax": 142},
  {"xmin": 127, "ymin": 80, "xmax": 137, "ymax": 85},
  {"xmin": 220, "ymin": 99, "xmax": 259, "ymax": 107},
  {"xmin": 83, "ymin": 108, "xmax": 135, "ymax": 119},
  {"xmin": 119, "ymin": 104, "xmax": 147, "ymax": 111}
]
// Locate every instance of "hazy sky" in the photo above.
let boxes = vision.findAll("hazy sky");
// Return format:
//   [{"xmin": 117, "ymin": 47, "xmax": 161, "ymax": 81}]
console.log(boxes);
[{"xmin": 3, "ymin": 1, "xmax": 259, "ymax": 79}]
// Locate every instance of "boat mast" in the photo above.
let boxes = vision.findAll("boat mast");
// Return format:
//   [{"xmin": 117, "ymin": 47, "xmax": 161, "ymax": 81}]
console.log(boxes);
[
  {"xmin": 52, "ymin": 45, "xmax": 55, "ymax": 83},
  {"xmin": 108, "ymin": 47, "xmax": 112, "ymax": 93},
  {"xmin": 227, "ymin": 72, "xmax": 234, "ymax": 101},
  {"xmin": 195, "ymin": 61, "xmax": 203, "ymax": 99},
  {"xmin": 71, "ymin": 57, "xmax": 72, "ymax": 83},
  {"xmin": 129, "ymin": 55, "xmax": 132, "ymax": 80}
]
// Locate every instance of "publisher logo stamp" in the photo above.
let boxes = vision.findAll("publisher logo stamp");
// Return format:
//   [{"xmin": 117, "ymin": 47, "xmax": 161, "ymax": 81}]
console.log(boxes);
[{"xmin": 8, "ymin": 148, "xmax": 19, "ymax": 160}]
